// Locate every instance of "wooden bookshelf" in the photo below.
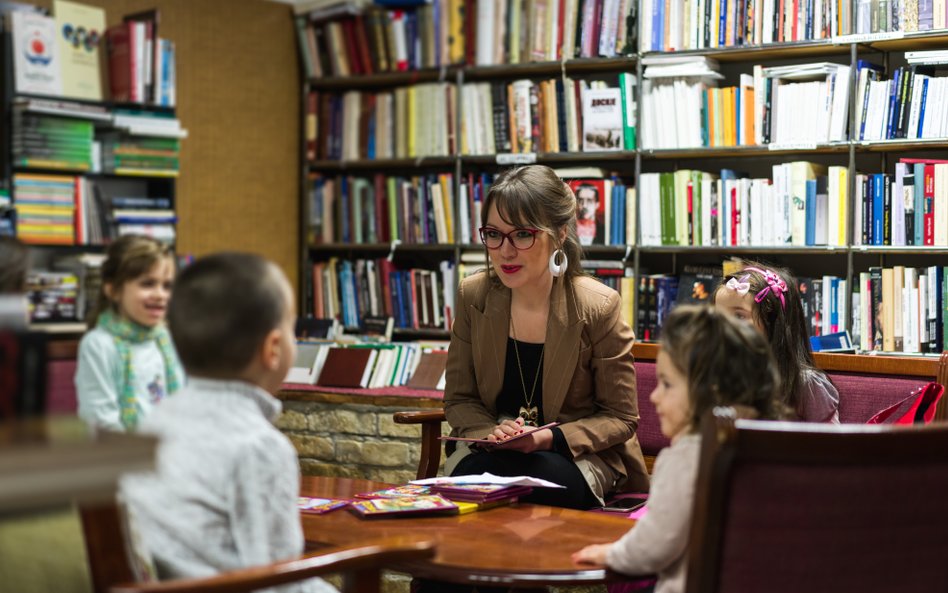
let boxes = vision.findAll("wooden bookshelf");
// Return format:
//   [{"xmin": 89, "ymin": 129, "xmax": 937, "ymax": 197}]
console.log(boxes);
[{"xmin": 295, "ymin": 2, "xmax": 948, "ymax": 359}]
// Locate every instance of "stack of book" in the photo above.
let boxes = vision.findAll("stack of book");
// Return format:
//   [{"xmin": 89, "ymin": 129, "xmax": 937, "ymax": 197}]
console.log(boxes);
[
  {"xmin": 12, "ymin": 174, "xmax": 76, "ymax": 245},
  {"xmin": 26, "ymin": 271, "xmax": 79, "ymax": 322},
  {"xmin": 12, "ymin": 109, "xmax": 93, "ymax": 171},
  {"xmin": 105, "ymin": 12, "xmax": 176, "ymax": 106},
  {"xmin": 429, "ymin": 483, "xmax": 531, "ymax": 506},
  {"xmin": 100, "ymin": 133, "xmax": 181, "ymax": 178}
]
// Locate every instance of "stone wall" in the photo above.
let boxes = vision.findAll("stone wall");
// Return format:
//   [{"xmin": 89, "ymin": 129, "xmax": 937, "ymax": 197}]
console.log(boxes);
[{"xmin": 276, "ymin": 391, "xmax": 447, "ymax": 484}]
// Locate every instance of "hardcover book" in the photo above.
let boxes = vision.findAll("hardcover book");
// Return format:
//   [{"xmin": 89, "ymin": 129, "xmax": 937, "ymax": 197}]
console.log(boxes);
[
  {"xmin": 349, "ymin": 494, "xmax": 458, "ymax": 518},
  {"xmin": 315, "ymin": 347, "xmax": 377, "ymax": 388},
  {"xmin": 54, "ymin": 0, "xmax": 105, "ymax": 100},
  {"xmin": 405, "ymin": 350, "xmax": 447, "ymax": 390},
  {"xmin": 581, "ymin": 87, "xmax": 623, "ymax": 151},
  {"xmin": 11, "ymin": 10, "xmax": 63, "ymax": 96}
]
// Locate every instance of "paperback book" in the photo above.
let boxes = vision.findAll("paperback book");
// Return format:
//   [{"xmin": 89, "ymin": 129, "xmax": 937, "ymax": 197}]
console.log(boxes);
[
  {"xmin": 349, "ymin": 494, "xmax": 458, "ymax": 518},
  {"xmin": 439, "ymin": 422, "xmax": 560, "ymax": 447},
  {"xmin": 297, "ymin": 497, "xmax": 349, "ymax": 514}
]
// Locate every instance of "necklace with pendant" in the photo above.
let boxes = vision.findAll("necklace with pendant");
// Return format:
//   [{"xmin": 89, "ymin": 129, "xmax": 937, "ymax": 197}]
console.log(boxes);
[{"xmin": 510, "ymin": 315, "xmax": 543, "ymax": 427}]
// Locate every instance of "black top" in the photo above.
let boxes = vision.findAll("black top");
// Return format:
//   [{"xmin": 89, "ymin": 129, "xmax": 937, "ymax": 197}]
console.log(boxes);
[
  {"xmin": 496, "ymin": 337, "xmax": 571, "ymax": 457},
  {"xmin": 498, "ymin": 337, "xmax": 545, "ymax": 426}
]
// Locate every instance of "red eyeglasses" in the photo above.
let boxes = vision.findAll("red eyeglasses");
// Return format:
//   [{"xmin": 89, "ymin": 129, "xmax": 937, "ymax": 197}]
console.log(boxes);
[{"xmin": 478, "ymin": 227, "xmax": 541, "ymax": 250}]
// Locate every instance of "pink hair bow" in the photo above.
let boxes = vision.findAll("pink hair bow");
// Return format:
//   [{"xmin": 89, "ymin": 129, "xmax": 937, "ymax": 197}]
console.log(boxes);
[
  {"xmin": 725, "ymin": 275, "xmax": 751, "ymax": 295},
  {"xmin": 745, "ymin": 267, "xmax": 788, "ymax": 310}
]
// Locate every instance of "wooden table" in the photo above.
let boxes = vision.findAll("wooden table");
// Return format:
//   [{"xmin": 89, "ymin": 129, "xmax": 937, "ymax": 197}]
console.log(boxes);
[{"xmin": 300, "ymin": 476, "xmax": 643, "ymax": 587}]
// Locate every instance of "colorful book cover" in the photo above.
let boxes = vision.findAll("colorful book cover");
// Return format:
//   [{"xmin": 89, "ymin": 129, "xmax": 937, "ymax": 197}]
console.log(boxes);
[
  {"xmin": 11, "ymin": 10, "xmax": 63, "ymax": 96},
  {"xmin": 54, "ymin": 0, "xmax": 105, "ymax": 100},
  {"xmin": 298, "ymin": 497, "xmax": 349, "ymax": 514},
  {"xmin": 355, "ymin": 484, "xmax": 431, "ymax": 499},
  {"xmin": 349, "ymin": 495, "xmax": 458, "ymax": 518}
]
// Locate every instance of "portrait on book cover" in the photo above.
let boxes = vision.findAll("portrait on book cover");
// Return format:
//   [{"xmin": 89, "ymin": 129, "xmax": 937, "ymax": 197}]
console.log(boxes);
[{"xmin": 568, "ymin": 180, "xmax": 605, "ymax": 246}]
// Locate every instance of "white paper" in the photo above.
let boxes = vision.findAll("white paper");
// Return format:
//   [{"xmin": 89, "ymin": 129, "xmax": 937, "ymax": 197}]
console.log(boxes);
[{"xmin": 411, "ymin": 472, "xmax": 565, "ymax": 489}]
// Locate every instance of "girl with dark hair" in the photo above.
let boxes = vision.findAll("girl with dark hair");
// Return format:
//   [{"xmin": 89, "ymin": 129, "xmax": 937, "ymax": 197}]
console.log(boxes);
[
  {"xmin": 573, "ymin": 305, "xmax": 784, "ymax": 593},
  {"xmin": 711, "ymin": 261, "xmax": 840, "ymax": 423}
]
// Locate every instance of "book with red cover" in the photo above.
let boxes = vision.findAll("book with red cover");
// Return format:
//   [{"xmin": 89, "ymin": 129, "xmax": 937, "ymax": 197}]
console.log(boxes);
[
  {"xmin": 405, "ymin": 350, "xmax": 447, "ymax": 390},
  {"xmin": 315, "ymin": 347, "xmax": 376, "ymax": 388},
  {"xmin": 349, "ymin": 494, "xmax": 458, "ymax": 518},
  {"xmin": 439, "ymin": 422, "xmax": 560, "ymax": 447},
  {"xmin": 105, "ymin": 23, "xmax": 133, "ymax": 103}
]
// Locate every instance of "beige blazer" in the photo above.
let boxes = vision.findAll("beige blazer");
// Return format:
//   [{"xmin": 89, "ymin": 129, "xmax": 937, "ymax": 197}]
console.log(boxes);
[{"xmin": 443, "ymin": 270, "xmax": 650, "ymax": 498}]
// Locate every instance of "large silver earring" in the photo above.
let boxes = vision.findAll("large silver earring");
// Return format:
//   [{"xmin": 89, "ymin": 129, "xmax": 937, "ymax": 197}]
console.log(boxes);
[{"xmin": 548, "ymin": 249, "xmax": 567, "ymax": 277}]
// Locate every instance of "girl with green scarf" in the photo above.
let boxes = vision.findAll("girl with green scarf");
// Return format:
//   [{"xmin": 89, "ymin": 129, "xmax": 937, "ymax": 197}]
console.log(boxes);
[{"xmin": 75, "ymin": 235, "xmax": 184, "ymax": 431}]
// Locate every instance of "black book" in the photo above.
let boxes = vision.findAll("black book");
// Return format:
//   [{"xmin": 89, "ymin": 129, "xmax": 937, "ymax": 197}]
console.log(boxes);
[
  {"xmin": 903, "ymin": 171, "xmax": 915, "ymax": 246},
  {"xmin": 491, "ymin": 83, "xmax": 511, "ymax": 153},
  {"xmin": 882, "ymin": 173, "xmax": 892, "ymax": 246}
]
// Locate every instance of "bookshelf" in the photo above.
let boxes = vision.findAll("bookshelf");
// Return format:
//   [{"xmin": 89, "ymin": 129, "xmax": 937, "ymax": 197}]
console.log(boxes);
[
  {"xmin": 0, "ymin": 5, "xmax": 181, "ymax": 330},
  {"xmin": 295, "ymin": 1, "xmax": 947, "ymax": 355}
]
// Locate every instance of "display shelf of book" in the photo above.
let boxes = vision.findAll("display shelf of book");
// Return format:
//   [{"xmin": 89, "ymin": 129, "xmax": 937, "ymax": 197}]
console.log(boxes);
[
  {"xmin": 639, "ymin": 143, "xmax": 851, "ymax": 159},
  {"xmin": 308, "ymin": 156, "xmax": 457, "ymax": 172},
  {"xmin": 641, "ymin": 39, "xmax": 851, "ymax": 63},
  {"xmin": 307, "ymin": 67, "xmax": 461, "ymax": 91}
]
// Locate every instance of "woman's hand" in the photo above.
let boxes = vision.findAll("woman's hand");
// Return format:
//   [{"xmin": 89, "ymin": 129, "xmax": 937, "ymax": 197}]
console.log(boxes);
[
  {"xmin": 484, "ymin": 417, "xmax": 553, "ymax": 453},
  {"xmin": 572, "ymin": 543, "xmax": 611, "ymax": 566}
]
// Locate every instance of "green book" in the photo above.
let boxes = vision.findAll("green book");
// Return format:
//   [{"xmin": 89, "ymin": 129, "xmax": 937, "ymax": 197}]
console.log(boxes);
[{"xmin": 619, "ymin": 72, "xmax": 636, "ymax": 150}]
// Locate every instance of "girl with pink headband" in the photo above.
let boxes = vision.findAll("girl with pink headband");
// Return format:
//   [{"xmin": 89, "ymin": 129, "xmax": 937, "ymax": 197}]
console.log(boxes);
[{"xmin": 711, "ymin": 262, "xmax": 840, "ymax": 423}]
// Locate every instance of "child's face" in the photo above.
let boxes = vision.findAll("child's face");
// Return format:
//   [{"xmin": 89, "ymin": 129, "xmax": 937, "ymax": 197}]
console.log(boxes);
[
  {"xmin": 650, "ymin": 351, "xmax": 692, "ymax": 442},
  {"xmin": 113, "ymin": 257, "xmax": 175, "ymax": 328},
  {"xmin": 714, "ymin": 287, "xmax": 764, "ymax": 334}
]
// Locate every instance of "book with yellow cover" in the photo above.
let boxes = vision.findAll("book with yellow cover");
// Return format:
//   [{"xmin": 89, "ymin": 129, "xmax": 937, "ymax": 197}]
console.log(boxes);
[
  {"xmin": 350, "ymin": 494, "xmax": 458, "ymax": 518},
  {"xmin": 54, "ymin": 0, "xmax": 105, "ymax": 100}
]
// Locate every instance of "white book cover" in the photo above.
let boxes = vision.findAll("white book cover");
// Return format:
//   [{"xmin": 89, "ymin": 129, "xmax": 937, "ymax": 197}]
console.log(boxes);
[
  {"xmin": 829, "ymin": 65, "xmax": 851, "ymax": 142},
  {"xmin": 11, "ymin": 11, "xmax": 62, "ymax": 96},
  {"xmin": 893, "ymin": 163, "xmax": 907, "ymax": 246},
  {"xmin": 935, "ymin": 163, "xmax": 948, "ymax": 245},
  {"xmin": 581, "ymin": 87, "xmax": 623, "ymax": 151},
  {"xmin": 54, "ymin": 0, "xmax": 105, "ymax": 100}
]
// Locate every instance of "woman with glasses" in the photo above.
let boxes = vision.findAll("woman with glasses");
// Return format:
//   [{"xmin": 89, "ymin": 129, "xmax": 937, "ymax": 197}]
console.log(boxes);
[{"xmin": 442, "ymin": 165, "xmax": 649, "ymax": 509}]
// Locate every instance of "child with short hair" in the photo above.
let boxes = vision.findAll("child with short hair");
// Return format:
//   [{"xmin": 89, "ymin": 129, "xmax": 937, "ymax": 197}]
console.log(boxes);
[
  {"xmin": 572, "ymin": 305, "xmax": 783, "ymax": 593},
  {"xmin": 711, "ymin": 261, "xmax": 840, "ymax": 423},
  {"xmin": 75, "ymin": 235, "xmax": 184, "ymax": 431},
  {"xmin": 120, "ymin": 252, "xmax": 335, "ymax": 592}
]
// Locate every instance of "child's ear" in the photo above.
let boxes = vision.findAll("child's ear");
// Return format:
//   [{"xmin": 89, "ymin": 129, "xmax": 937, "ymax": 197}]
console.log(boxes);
[
  {"xmin": 103, "ymin": 282, "xmax": 116, "ymax": 301},
  {"xmin": 261, "ymin": 328, "xmax": 283, "ymax": 371}
]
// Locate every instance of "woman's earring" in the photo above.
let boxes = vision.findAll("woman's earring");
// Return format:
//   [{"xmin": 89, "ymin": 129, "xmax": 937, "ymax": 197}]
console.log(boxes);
[{"xmin": 548, "ymin": 249, "xmax": 567, "ymax": 277}]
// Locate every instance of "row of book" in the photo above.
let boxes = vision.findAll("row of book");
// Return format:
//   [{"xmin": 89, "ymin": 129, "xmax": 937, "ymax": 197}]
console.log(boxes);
[
  {"xmin": 855, "ymin": 63, "xmax": 948, "ymax": 142},
  {"xmin": 854, "ymin": 0, "xmax": 948, "ymax": 34},
  {"xmin": 7, "ymin": 4, "xmax": 175, "ymax": 106},
  {"xmin": 26, "ymin": 270, "xmax": 79, "ymax": 322},
  {"xmin": 640, "ymin": 60, "xmax": 853, "ymax": 149},
  {"xmin": 288, "ymin": 341, "xmax": 448, "ymax": 390},
  {"xmin": 306, "ymin": 83, "xmax": 455, "ymax": 161},
  {"xmin": 12, "ymin": 174, "xmax": 77, "ymax": 245},
  {"xmin": 12, "ymin": 109, "xmax": 94, "ymax": 172},
  {"xmin": 310, "ymin": 258, "xmax": 458, "ymax": 332},
  {"xmin": 105, "ymin": 16, "xmax": 177, "ymax": 107},
  {"xmin": 853, "ymin": 266, "xmax": 946, "ymax": 354},
  {"xmin": 308, "ymin": 174, "xmax": 457, "ymax": 245},
  {"xmin": 461, "ymin": 77, "xmax": 636, "ymax": 156},
  {"xmin": 639, "ymin": 163, "xmax": 851, "ymax": 247},
  {"xmin": 640, "ymin": 0, "xmax": 853, "ymax": 52},
  {"xmin": 853, "ymin": 160, "xmax": 948, "ymax": 247},
  {"xmin": 293, "ymin": 0, "xmax": 636, "ymax": 79},
  {"xmin": 637, "ymin": 271, "xmax": 850, "ymax": 342},
  {"xmin": 12, "ymin": 99, "xmax": 185, "ymax": 173}
]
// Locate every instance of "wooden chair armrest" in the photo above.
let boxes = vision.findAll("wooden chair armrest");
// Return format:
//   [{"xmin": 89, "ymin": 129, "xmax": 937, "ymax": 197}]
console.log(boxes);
[
  {"xmin": 393, "ymin": 410, "xmax": 446, "ymax": 424},
  {"xmin": 109, "ymin": 538, "xmax": 436, "ymax": 593},
  {"xmin": 393, "ymin": 409, "xmax": 446, "ymax": 480}
]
